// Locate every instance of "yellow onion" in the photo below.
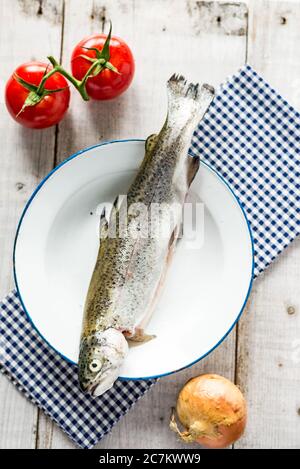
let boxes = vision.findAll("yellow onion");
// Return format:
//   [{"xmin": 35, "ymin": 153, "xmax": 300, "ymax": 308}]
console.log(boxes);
[{"xmin": 170, "ymin": 374, "xmax": 247, "ymax": 448}]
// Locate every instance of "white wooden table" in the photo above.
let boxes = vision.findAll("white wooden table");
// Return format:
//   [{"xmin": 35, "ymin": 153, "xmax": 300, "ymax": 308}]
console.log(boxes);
[{"xmin": 0, "ymin": 0, "xmax": 300, "ymax": 449}]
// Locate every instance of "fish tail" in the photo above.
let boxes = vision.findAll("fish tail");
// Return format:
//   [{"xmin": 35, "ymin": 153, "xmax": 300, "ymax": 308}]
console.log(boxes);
[{"xmin": 166, "ymin": 74, "xmax": 215, "ymax": 129}]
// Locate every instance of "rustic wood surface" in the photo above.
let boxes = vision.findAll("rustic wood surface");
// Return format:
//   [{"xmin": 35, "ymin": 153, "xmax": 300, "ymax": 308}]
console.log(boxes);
[{"xmin": 0, "ymin": 0, "xmax": 299, "ymax": 449}]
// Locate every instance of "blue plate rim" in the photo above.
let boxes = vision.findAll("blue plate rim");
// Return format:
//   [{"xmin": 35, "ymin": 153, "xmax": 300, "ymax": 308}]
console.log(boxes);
[{"xmin": 13, "ymin": 138, "xmax": 254, "ymax": 381}]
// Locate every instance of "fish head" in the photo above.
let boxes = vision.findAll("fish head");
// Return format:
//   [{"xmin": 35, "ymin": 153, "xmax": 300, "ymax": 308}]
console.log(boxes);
[{"xmin": 78, "ymin": 328, "xmax": 128, "ymax": 396}]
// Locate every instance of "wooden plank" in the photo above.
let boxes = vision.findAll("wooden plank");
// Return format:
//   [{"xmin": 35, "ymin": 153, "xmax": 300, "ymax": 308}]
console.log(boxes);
[
  {"xmin": 246, "ymin": 0, "xmax": 300, "ymax": 109},
  {"xmin": 235, "ymin": 0, "xmax": 300, "ymax": 449},
  {"xmin": 0, "ymin": 0, "xmax": 63, "ymax": 449},
  {"xmin": 40, "ymin": 0, "xmax": 248, "ymax": 448},
  {"xmin": 236, "ymin": 243, "xmax": 300, "ymax": 448}
]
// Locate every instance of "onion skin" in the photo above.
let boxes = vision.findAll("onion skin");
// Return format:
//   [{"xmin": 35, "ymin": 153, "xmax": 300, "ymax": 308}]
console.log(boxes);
[{"xmin": 170, "ymin": 374, "xmax": 247, "ymax": 449}]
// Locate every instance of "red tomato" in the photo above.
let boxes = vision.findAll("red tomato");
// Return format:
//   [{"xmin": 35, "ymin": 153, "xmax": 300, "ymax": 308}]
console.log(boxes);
[
  {"xmin": 71, "ymin": 34, "xmax": 135, "ymax": 100},
  {"xmin": 5, "ymin": 62, "xmax": 70, "ymax": 129}
]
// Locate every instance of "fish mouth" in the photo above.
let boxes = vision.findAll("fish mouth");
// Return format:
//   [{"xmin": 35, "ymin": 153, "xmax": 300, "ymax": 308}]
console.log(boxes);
[
  {"xmin": 82, "ymin": 367, "xmax": 120, "ymax": 397},
  {"xmin": 78, "ymin": 370, "xmax": 103, "ymax": 395},
  {"xmin": 88, "ymin": 382, "xmax": 101, "ymax": 396},
  {"xmin": 79, "ymin": 370, "xmax": 119, "ymax": 396},
  {"xmin": 79, "ymin": 380, "xmax": 96, "ymax": 395},
  {"xmin": 79, "ymin": 379, "xmax": 104, "ymax": 396},
  {"xmin": 91, "ymin": 369, "xmax": 119, "ymax": 396}
]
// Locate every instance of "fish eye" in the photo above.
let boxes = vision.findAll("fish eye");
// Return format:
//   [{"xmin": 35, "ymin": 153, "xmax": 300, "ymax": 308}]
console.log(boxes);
[{"xmin": 89, "ymin": 359, "xmax": 102, "ymax": 373}]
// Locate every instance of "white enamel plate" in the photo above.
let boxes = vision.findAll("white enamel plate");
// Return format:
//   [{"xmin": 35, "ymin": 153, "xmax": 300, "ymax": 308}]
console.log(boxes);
[{"xmin": 14, "ymin": 140, "xmax": 253, "ymax": 379}]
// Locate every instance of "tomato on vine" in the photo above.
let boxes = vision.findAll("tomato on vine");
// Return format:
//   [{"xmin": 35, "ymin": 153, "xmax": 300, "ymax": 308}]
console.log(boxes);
[
  {"xmin": 5, "ymin": 23, "xmax": 134, "ymax": 129},
  {"xmin": 71, "ymin": 32, "xmax": 135, "ymax": 100},
  {"xmin": 5, "ymin": 62, "xmax": 70, "ymax": 129}
]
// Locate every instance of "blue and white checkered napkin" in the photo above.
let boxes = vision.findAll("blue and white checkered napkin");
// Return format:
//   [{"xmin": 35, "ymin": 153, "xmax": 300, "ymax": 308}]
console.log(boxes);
[
  {"xmin": 0, "ymin": 65, "xmax": 299, "ymax": 448},
  {"xmin": 190, "ymin": 65, "xmax": 300, "ymax": 276}
]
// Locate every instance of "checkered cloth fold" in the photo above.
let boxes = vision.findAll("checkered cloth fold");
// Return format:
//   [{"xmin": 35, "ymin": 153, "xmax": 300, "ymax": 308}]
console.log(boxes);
[{"xmin": 1, "ymin": 65, "xmax": 299, "ymax": 448}]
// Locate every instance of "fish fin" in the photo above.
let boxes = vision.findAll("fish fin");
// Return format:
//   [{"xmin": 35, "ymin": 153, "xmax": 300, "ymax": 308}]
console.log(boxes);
[
  {"xmin": 168, "ymin": 73, "xmax": 196, "ymax": 98},
  {"xmin": 99, "ymin": 207, "xmax": 108, "ymax": 240},
  {"xmin": 168, "ymin": 74, "xmax": 214, "ymax": 102},
  {"xmin": 145, "ymin": 134, "xmax": 158, "ymax": 153},
  {"xmin": 127, "ymin": 329, "xmax": 156, "ymax": 343},
  {"xmin": 113, "ymin": 195, "xmax": 119, "ymax": 209},
  {"xmin": 167, "ymin": 225, "xmax": 180, "ymax": 262},
  {"xmin": 167, "ymin": 74, "xmax": 214, "ymax": 128},
  {"xmin": 187, "ymin": 155, "xmax": 200, "ymax": 187},
  {"xmin": 168, "ymin": 226, "xmax": 177, "ymax": 249},
  {"xmin": 110, "ymin": 195, "xmax": 119, "ymax": 220}
]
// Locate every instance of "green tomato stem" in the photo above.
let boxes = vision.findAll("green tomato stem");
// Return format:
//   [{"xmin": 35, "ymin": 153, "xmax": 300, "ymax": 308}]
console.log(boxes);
[
  {"xmin": 80, "ymin": 59, "xmax": 105, "ymax": 86},
  {"xmin": 46, "ymin": 56, "xmax": 90, "ymax": 101},
  {"xmin": 36, "ymin": 66, "xmax": 57, "ymax": 94}
]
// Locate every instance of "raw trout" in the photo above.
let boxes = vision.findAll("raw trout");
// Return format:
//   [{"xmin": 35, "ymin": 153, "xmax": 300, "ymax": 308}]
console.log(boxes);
[{"xmin": 78, "ymin": 74, "xmax": 215, "ymax": 396}]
